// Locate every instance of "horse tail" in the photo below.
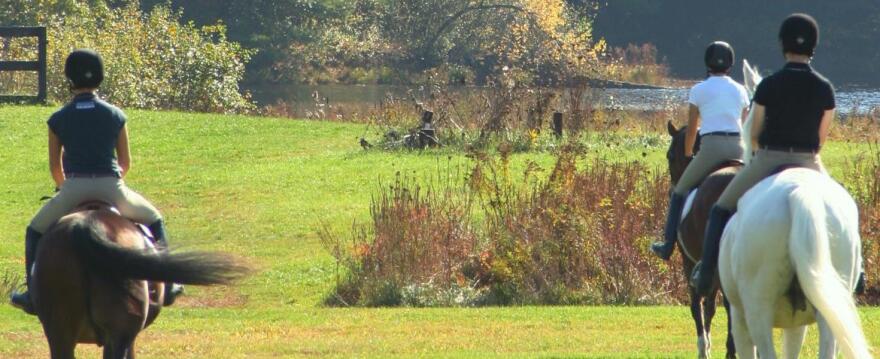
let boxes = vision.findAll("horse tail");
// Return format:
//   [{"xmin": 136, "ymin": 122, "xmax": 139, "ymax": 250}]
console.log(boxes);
[
  {"xmin": 788, "ymin": 188, "xmax": 870, "ymax": 359},
  {"xmin": 70, "ymin": 217, "xmax": 249, "ymax": 286}
]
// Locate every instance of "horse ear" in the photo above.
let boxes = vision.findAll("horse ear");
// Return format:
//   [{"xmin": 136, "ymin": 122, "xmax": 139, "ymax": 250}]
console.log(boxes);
[{"xmin": 667, "ymin": 120, "xmax": 677, "ymax": 135}]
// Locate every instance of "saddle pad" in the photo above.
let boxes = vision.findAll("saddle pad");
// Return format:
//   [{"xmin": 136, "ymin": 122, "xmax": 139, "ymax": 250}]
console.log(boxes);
[
  {"xmin": 137, "ymin": 224, "xmax": 156, "ymax": 247},
  {"xmin": 680, "ymin": 189, "xmax": 698, "ymax": 223}
]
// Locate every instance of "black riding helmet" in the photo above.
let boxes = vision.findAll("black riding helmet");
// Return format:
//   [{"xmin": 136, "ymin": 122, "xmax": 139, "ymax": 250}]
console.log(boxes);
[
  {"xmin": 779, "ymin": 13, "xmax": 818, "ymax": 56},
  {"xmin": 64, "ymin": 49, "xmax": 104, "ymax": 89},
  {"xmin": 704, "ymin": 41, "xmax": 734, "ymax": 73}
]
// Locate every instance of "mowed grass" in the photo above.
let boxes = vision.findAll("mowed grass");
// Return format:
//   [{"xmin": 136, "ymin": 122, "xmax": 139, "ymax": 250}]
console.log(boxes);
[{"xmin": 0, "ymin": 106, "xmax": 876, "ymax": 358}]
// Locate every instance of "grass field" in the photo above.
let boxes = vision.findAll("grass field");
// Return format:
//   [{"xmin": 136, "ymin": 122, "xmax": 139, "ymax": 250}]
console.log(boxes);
[{"xmin": 0, "ymin": 106, "xmax": 877, "ymax": 358}]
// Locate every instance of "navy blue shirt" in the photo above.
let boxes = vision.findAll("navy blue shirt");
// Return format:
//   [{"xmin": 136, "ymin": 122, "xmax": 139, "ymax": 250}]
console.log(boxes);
[
  {"xmin": 754, "ymin": 62, "xmax": 835, "ymax": 151},
  {"xmin": 47, "ymin": 93, "xmax": 126, "ymax": 176}
]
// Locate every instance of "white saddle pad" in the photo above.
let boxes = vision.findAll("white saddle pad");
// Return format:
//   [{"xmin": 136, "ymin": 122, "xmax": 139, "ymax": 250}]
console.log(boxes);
[{"xmin": 680, "ymin": 189, "xmax": 698, "ymax": 224}]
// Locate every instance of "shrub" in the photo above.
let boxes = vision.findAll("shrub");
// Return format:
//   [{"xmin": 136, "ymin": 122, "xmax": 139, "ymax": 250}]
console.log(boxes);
[
  {"xmin": 843, "ymin": 143, "xmax": 880, "ymax": 304},
  {"xmin": 1, "ymin": 1, "xmax": 254, "ymax": 113},
  {"xmin": 321, "ymin": 144, "xmax": 686, "ymax": 306},
  {"xmin": 475, "ymin": 145, "xmax": 684, "ymax": 305},
  {"xmin": 320, "ymin": 172, "xmax": 484, "ymax": 307}
]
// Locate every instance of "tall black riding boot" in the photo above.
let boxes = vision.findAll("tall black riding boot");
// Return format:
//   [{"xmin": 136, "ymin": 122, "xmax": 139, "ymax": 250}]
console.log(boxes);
[
  {"xmin": 690, "ymin": 206, "xmax": 734, "ymax": 297},
  {"xmin": 651, "ymin": 192, "xmax": 687, "ymax": 260},
  {"xmin": 148, "ymin": 219, "xmax": 184, "ymax": 306},
  {"xmin": 10, "ymin": 227, "xmax": 42, "ymax": 315}
]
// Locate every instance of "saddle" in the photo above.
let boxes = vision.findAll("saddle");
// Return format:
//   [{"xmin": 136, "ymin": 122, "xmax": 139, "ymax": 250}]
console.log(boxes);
[
  {"xmin": 769, "ymin": 163, "xmax": 820, "ymax": 177},
  {"xmin": 73, "ymin": 201, "xmax": 157, "ymax": 247},
  {"xmin": 681, "ymin": 159, "xmax": 745, "ymax": 220}
]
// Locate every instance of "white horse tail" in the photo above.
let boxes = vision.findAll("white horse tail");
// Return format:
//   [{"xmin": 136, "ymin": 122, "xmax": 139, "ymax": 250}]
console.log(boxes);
[{"xmin": 788, "ymin": 188, "xmax": 871, "ymax": 359}]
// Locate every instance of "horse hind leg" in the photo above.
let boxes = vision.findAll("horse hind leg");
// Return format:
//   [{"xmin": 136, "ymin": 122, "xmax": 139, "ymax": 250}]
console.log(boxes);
[
  {"xmin": 722, "ymin": 295, "xmax": 736, "ymax": 359},
  {"xmin": 689, "ymin": 289, "xmax": 709, "ymax": 359},
  {"xmin": 41, "ymin": 315, "xmax": 80, "ymax": 359},
  {"xmin": 103, "ymin": 336, "xmax": 136, "ymax": 359},
  {"xmin": 46, "ymin": 334, "xmax": 76, "ymax": 359},
  {"xmin": 729, "ymin": 306, "xmax": 756, "ymax": 359},
  {"xmin": 743, "ymin": 302, "xmax": 777, "ymax": 359},
  {"xmin": 781, "ymin": 326, "xmax": 807, "ymax": 359},
  {"xmin": 702, "ymin": 289, "xmax": 719, "ymax": 354}
]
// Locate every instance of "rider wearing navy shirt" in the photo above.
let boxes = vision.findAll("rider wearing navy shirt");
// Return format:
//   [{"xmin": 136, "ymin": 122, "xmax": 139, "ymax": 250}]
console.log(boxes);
[{"xmin": 10, "ymin": 49, "xmax": 183, "ymax": 314}]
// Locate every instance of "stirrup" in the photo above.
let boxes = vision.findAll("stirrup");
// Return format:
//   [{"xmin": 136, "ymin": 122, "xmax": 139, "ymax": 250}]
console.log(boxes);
[{"xmin": 10, "ymin": 291, "xmax": 36, "ymax": 315}]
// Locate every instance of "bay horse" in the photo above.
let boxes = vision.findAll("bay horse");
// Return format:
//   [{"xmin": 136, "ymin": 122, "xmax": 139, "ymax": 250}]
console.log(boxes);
[
  {"xmin": 716, "ymin": 60, "xmax": 870, "ymax": 358},
  {"xmin": 666, "ymin": 121, "xmax": 741, "ymax": 359},
  {"xmin": 31, "ymin": 202, "xmax": 249, "ymax": 359}
]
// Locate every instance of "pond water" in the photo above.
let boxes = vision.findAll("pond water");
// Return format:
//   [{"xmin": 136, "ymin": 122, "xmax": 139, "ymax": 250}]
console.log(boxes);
[{"xmin": 247, "ymin": 84, "xmax": 880, "ymax": 117}]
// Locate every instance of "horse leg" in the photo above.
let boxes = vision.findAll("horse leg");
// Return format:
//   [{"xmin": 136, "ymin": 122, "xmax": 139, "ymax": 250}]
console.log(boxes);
[
  {"xmin": 781, "ymin": 326, "xmax": 807, "ymax": 359},
  {"xmin": 743, "ymin": 302, "xmax": 777, "ymax": 359},
  {"xmin": 104, "ymin": 336, "xmax": 136, "ymax": 359},
  {"xmin": 689, "ymin": 289, "xmax": 709, "ymax": 359},
  {"xmin": 722, "ymin": 295, "xmax": 736, "ymax": 359},
  {"xmin": 44, "ymin": 325, "xmax": 77, "ymax": 359},
  {"xmin": 127, "ymin": 341, "xmax": 136, "ymax": 359},
  {"xmin": 816, "ymin": 313, "xmax": 837, "ymax": 359},
  {"xmin": 729, "ymin": 306, "xmax": 756, "ymax": 359},
  {"xmin": 703, "ymin": 289, "xmax": 719, "ymax": 355}
]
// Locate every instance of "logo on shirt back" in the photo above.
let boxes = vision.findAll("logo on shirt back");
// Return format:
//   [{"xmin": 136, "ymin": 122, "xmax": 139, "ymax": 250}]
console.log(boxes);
[{"xmin": 75, "ymin": 101, "xmax": 96, "ymax": 110}]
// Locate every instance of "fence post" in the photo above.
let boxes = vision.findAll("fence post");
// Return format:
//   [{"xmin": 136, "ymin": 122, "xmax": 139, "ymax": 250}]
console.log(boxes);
[
  {"xmin": 552, "ymin": 112, "xmax": 564, "ymax": 138},
  {"xmin": 37, "ymin": 27, "xmax": 47, "ymax": 103}
]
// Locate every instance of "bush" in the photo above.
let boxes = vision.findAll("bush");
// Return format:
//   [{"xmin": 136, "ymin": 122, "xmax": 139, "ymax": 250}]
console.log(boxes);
[
  {"xmin": 320, "ymin": 172, "xmax": 485, "ymax": 307},
  {"xmin": 843, "ymin": 143, "xmax": 880, "ymax": 304},
  {"xmin": 321, "ymin": 145, "xmax": 686, "ymax": 306},
  {"xmin": 1, "ymin": 1, "xmax": 254, "ymax": 113}
]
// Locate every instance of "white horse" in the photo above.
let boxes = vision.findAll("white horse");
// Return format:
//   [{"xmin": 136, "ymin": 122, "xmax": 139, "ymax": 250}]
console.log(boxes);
[{"xmin": 716, "ymin": 60, "xmax": 871, "ymax": 358}]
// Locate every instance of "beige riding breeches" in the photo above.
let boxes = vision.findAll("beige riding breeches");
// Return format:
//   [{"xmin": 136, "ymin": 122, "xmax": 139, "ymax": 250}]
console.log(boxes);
[
  {"xmin": 714, "ymin": 149, "xmax": 827, "ymax": 210},
  {"xmin": 30, "ymin": 177, "xmax": 162, "ymax": 233},
  {"xmin": 673, "ymin": 135, "xmax": 745, "ymax": 195}
]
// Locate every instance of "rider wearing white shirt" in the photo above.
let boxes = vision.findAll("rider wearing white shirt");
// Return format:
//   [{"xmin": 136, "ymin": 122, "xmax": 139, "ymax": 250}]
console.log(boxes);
[{"xmin": 651, "ymin": 41, "xmax": 750, "ymax": 260}]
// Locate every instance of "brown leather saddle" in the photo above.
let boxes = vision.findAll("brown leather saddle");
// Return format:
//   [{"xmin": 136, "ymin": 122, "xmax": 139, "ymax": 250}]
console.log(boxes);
[{"xmin": 74, "ymin": 201, "xmax": 157, "ymax": 242}]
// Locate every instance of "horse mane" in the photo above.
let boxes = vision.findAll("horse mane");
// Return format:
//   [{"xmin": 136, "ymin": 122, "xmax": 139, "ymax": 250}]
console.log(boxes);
[{"xmin": 741, "ymin": 59, "xmax": 763, "ymax": 164}]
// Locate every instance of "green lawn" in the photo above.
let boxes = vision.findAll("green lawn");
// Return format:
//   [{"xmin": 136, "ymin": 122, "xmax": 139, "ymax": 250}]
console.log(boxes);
[{"xmin": 0, "ymin": 106, "xmax": 876, "ymax": 358}]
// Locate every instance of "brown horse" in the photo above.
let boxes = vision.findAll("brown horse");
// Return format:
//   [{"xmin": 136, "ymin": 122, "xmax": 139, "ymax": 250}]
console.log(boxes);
[
  {"xmin": 31, "ymin": 202, "xmax": 248, "ymax": 359},
  {"xmin": 666, "ymin": 121, "xmax": 741, "ymax": 359}
]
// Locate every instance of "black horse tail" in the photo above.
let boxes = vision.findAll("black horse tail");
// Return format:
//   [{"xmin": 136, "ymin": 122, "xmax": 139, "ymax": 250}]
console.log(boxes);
[{"xmin": 69, "ymin": 217, "xmax": 249, "ymax": 285}]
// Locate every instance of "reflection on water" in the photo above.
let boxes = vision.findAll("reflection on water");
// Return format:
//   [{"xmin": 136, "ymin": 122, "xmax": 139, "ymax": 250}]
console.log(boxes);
[{"xmin": 248, "ymin": 84, "xmax": 880, "ymax": 117}]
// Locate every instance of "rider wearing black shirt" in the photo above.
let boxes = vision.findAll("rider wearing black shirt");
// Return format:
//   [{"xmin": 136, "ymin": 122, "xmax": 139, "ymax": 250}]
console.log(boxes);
[{"xmin": 691, "ymin": 13, "xmax": 867, "ymax": 296}]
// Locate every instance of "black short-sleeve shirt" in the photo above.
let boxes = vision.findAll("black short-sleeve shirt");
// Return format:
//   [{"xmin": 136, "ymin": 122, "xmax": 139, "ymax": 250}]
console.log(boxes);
[
  {"xmin": 754, "ymin": 62, "xmax": 835, "ymax": 151},
  {"xmin": 47, "ymin": 93, "xmax": 126, "ymax": 176}
]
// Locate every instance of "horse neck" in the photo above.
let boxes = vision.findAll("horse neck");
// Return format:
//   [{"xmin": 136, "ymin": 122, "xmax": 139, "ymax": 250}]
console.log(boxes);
[
  {"xmin": 741, "ymin": 59, "xmax": 761, "ymax": 165},
  {"xmin": 742, "ymin": 107, "xmax": 755, "ymax": 164}
]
